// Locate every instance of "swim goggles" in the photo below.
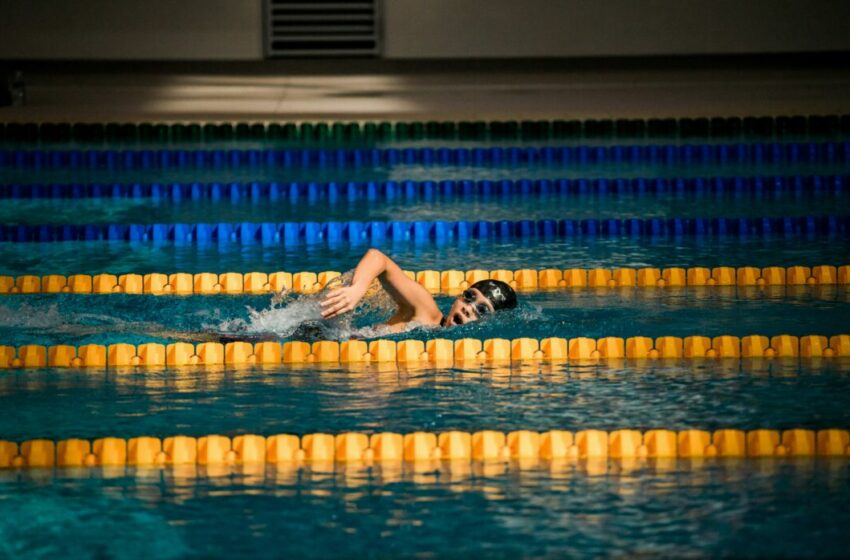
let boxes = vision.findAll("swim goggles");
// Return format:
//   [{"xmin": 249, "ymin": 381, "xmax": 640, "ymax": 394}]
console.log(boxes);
[{"xmin": 462, "ymin": 289, "xmax": 491, "ymax": 318}]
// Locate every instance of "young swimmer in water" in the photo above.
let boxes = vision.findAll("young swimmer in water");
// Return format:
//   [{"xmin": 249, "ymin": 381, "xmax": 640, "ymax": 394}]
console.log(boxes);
[
  {"xmin": 143, "ymin": 248, "xmax": 518, "ymax": 343},
  {"xmin": 320, "ymin": 248, "xmax": 517, "ymax": 331}
]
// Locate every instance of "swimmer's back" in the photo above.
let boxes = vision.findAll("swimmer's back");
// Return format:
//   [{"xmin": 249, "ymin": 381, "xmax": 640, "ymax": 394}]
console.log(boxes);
[{"xmin": 146, "ymin": 323, "xmax": 329, "ymax": 345}]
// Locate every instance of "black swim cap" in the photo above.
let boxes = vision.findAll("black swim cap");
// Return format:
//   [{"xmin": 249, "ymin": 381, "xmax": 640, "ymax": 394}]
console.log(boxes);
[{"xmin": 471, "ymin": 279, "xmax": 517, "ymax": 311}]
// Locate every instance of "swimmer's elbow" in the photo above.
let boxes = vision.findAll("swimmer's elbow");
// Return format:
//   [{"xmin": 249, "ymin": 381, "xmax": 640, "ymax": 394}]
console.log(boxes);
[
  {"xmin": 366, "ymin": 248, "xmax": 397, "ymax": 274},
  {"xmin": 365, "ymin": 248, "xmax": 387, "ymax": 262}
]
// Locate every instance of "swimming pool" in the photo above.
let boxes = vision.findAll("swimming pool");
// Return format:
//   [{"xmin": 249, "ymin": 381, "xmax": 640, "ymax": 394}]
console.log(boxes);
[{"xmin": 2, "ymin": 115, "xmax": 849, "ymax": 558}]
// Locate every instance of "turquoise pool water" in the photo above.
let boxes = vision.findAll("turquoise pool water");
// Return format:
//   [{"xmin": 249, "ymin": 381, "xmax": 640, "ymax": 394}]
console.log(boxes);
[
  {"xmin": 0, "ymin": 289, "xmax": 848, "ymax": 347},
  {"xmin": 4, "ymin": 460, "xmax": 850, "ymax": 559},
  {"xmin": 1, "ymin": 129, "xmax": 849, "ymax": 558},
  {"xmin": 1, "ymin": 191, "xmax": 848, "ymax": 225},
  {"xmin": 5, "ymin": 359, "xmax": 850, "ymax": 440},
  {"xmin": 1, "ymin": 238, "xmax": 848, "ymax": 276}
]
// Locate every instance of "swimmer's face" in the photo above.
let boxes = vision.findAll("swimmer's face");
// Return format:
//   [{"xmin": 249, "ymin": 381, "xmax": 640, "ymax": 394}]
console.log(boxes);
[{"xmin": 444, "ymin": 288, "xmax": 495, "ymax": 326}]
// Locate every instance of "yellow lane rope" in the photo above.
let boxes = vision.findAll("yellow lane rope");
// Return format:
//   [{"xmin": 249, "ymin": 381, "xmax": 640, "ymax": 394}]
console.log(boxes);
[
  {"xmin": 2, "ymin": 334, "xmax": 848, "ymax": 368},
  {"xmin": 3, "ymin": 428, "xmax": 848, "ymax": 468},
  {"xmin": 0, "ymin": 265, "xmax": 848, "ymax": 295}
]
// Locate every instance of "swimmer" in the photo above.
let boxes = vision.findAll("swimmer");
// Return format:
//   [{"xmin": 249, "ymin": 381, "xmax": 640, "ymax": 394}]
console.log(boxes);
[
  {"xmin": 320, "ymin": 248, "xmax": 517, "ymax": 330},
  {"xmin": 82, "ymin": 249, "xmax": 518, "ymax": 344}
]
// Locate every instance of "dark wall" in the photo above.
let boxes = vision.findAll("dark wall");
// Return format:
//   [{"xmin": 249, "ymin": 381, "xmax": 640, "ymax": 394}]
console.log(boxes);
[{"xmin": 1, "ymin": 0, "xmax": 847, "ymax": 60}]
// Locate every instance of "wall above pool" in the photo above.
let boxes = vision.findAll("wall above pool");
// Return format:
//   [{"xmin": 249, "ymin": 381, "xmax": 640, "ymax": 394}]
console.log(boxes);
[{"xmin": 0, "ymin": 0, "xmax": 849, "ymax": 60}]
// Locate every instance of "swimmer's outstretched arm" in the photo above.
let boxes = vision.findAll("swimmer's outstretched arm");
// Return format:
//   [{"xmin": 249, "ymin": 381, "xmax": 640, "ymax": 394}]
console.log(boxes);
[{"xmin": 321, "ymin": 248, "xmax": 442, "ymax": 325}]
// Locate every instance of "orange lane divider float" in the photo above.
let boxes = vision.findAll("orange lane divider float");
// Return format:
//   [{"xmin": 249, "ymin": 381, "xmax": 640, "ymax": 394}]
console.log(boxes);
[
  {"xmin": 1, "ymin": 334, "xmax": 848, "ymax": 369},
  {"xmin": 0, "ymin": 265, "xmax": 848, "ymax": 295},
  {"xmin": 2, "ymin": 428, "xmax": 848, "ymax": 468}
]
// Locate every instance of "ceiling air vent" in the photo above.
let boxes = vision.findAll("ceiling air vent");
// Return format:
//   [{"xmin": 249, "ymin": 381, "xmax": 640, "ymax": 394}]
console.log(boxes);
[{"xmin": 266, "ymin": 0, "xmax": 381, "ymax": 57}]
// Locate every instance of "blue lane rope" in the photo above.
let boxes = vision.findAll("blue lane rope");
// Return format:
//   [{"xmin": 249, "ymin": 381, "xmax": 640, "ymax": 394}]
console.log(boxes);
[
  {"xmin": 0, "ymin": 175, "xmax": 846, "ymax": 201},
  {"xmin": 1, "ymin": 216, "xmax": 847, "ymax": 244},
  {"xmin": 0, "ymin": 142, "xmax": 848, "ymax": 170}
]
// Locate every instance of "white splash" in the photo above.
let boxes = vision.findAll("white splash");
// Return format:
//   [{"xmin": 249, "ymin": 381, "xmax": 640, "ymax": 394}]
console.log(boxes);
[
  {"xmin": 214, "ymin": 295, "xmax": 325, "ymax": 337},
  {"xmin": 0, "ymin": 302, "xmax": 65, "ymax": 328},
  {"xmin": 207, "ymin": 270, "xmax": 412, "ymax": 340}
]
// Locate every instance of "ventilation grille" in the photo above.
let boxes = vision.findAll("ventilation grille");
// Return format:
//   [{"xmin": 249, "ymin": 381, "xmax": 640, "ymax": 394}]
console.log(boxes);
[{"xmin": 266, "ymin": 0, "xmax": 380, "ymax": 57}]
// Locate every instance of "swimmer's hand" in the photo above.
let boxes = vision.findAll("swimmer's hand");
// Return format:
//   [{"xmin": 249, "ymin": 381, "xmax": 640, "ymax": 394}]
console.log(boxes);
[
  {"xmin": 270, "ymin": 288, "xmax": 289, "ymax": 306},
  {"xmin": 320, "ymin": 285, "xmax": 367, "ymax": 319}
]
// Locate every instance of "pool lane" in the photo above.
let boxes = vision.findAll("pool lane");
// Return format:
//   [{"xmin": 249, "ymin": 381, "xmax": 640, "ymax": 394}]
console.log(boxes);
[
  {"xmin": 0, "ymin": 288, "xmax": 847, "ymax": 347},
  {"xmin": 2, "ymin": 158, "xmax": 849, "ymax": 187},
  {"xmin": 1, "ymin": 191, "xmax": 848, "ymax": 225},
  {"xmin": 3, "ymin": 358, "xmax": 850, "ymax": 440},
  {"xmin": 0, "ymin": 237, "xmax": 847, "ymax": 276}
]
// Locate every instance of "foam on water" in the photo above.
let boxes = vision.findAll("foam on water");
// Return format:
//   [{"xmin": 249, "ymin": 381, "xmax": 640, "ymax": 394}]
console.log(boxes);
[
  {"xmin": 208, "ymin": 270, "xmax": 420, "ymax": 340},
  {"xmin": 209, "ymin": 267, "xmax": 549, "ymax": 341},
  {"xmin": 0, "ymin": 302, "xmax": 65, "ymax": 329},
  {"xmin": 0, "ymin": 301, "xmax": 167, "ymax": 340},
  {"xmin": 215, "ymin": 294, "xmax": 325, "ymax": 337},
  {"xmin": 0, "ymin": 278, "xmax": 548, "ymax": 344}
]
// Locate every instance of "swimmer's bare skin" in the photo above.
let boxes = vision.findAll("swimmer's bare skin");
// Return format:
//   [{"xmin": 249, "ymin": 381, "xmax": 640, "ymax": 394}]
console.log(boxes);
[
  {"xmin": 320, "ymin": 249, "xmax": 441, "ymax": 331},
  {"xmin": 320, "ymin": 248, "xmax": 495, "ymax": 331}
]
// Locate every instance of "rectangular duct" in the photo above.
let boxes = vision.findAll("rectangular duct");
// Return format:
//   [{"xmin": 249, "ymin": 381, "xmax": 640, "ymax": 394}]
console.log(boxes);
[{"xmin": 265, "ymin": 0, "xmax": 380, "ymax": 57}]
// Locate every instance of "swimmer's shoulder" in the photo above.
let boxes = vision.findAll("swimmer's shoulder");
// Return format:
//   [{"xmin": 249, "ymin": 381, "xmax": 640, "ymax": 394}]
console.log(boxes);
[
  {"xmin": 414, "ymin": 310, "xmax": 443, "ymax": 328},
  {"xmin": 385, "ymin": 317, "xmax": 441, "ymax": 334}
]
